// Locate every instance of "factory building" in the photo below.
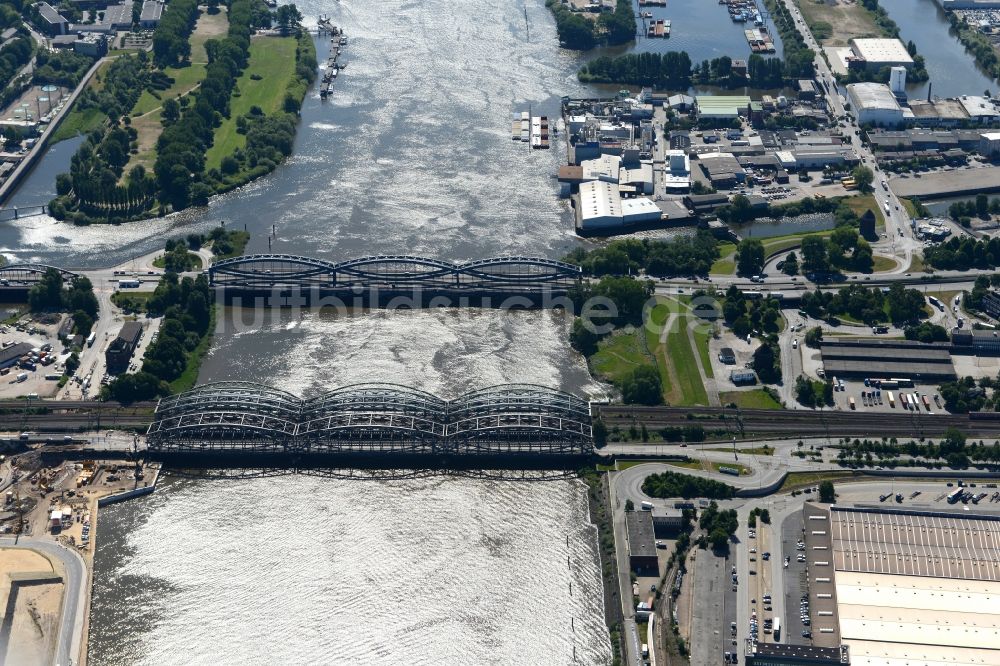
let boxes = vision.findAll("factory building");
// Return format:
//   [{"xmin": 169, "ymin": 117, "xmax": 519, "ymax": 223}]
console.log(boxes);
[
  {"xmin": 819, "ymin": 338, "xmax": 956, "ymax": 380},
  {"xmin": 846, "ymin": 38, "xmax": 914, "ymax": 70},
  {"xmin": 745, "ymin": 644, "xmax": 850, "ymax": 666},
  {"xmin": 696, "ymin": 95, "xmax": 751, "ymax": 120},
  {"xmin": 698, "ymin": 152, "xmax": 743, "ymax": 189},
  {"xmin": 576, "ymin": 181, "xmax": 660, "ymax": 231},
  {"xmin": 105, "ymin": 321, "xmax": 143, "ymax": 374},
  {"xmin": 951, "ymin": 327, "xmax": 1000, "ymax": 354},
  {"xmin": 625, "ymin": 510, "xmax": 659, "ymax": 575},
  {"xmin": 980, "ymin": 131, "xmax": 1000, "ymax": 157},
  {"xmin": 663, "ymin": 149, "xmax": 691, "ymax": 192},
  {"xmin": 846, "ymin": 83, "xmax": 903, "ymax": 127},
  {"xmin": 830, "ymin": 506, "xmax": 1000, "ymax": 666}
]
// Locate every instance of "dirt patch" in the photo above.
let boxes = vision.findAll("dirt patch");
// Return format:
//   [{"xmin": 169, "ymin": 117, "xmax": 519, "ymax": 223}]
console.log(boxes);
[
  {"xmin": 795, "ymin": 0, "xmax": 882, "ymax": 46},
  {"xmin": 0, "ymin": 548, "xmax": 63, "ymax": 666}
]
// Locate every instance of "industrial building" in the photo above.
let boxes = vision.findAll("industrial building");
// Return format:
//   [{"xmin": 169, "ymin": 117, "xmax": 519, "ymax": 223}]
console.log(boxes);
[
  {"xmin": 34, "ymin": 2, "xmax": 68, "ymax": 35},
  {"xmin": 139, "ymin": 0, "xmax": 164, "ymax": 28},
  {"xmin": 696, "ymin": 95, "xmax": 751, "ymax": 120},
  {"xmin": 698, "ymin": 152, "xmax": 743, "ymax": 189},
  {"xmin": 830, "ymin": 506, "xmax": 1000, "ymax": 666},
  {"xmin": 952, "ymin": 327, "xmax": 1000, "ymax": 354},
  {"xmin": 744, "ymin": 643, "xmax": 850, "ymax": 666},
  {"xmin": 576, "ymin": 180, "xmax": 660, "ymax": 231},
  {"xmin": 651, "ymin": 506, "xmax": 684, "ymax": 536},
  {"xmin": 625, "ymin": 510, "xmax": 659, "ymax": 575},
  {"xmin": 847, "ymin": 38, "xmax": 914, "ymax": 70},
  {"xmin": 819, "ymin": 338, "xmax": 956, "ymax": 380},
  {"xmin": 663, "ymin": 149, "xmax": 691, "ymax": 191},
  {"xmin": 105, "ymin": 321, "xmax": 142, "ymax": 374},
  {"xmin": 729, "ymin": 369, "xmax": 757, "ymax": 385},
  {"xmin": 0, "ymin": 342, "xmax": 33, "ymax": 370},
  {"xmin": 846, "ymin": 83, "xmax": 903, "ymax": 127},
  {"xmin": 975, "ymin": 290, "xmax": 1000, "ymax": 319}
]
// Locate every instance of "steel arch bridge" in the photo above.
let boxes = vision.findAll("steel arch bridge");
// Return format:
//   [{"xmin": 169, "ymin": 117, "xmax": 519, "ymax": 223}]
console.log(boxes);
[
  {"xmin": 147, "ymin": 382, "xmax": 594, "ymax": 456},
  {"xmin": 0, "ymin": 264, "xmax": 80, "ymax": 286},
  {"xmin": 207, "ymin": 254, "xmax": 582, "ymax": 294}
]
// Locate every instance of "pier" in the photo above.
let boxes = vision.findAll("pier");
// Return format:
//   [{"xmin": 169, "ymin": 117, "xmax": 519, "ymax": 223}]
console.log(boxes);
[{"xmin": 317, "ymin": 16, "xmax": 347, "ymax": 99}]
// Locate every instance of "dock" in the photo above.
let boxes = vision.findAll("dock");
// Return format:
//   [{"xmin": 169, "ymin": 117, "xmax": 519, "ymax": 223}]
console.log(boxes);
[
  {"xmin": 744, "ymin": 27, "xmax": 775, "ymax": 53},
  {"xmin": 318, "ymin": 19, "xmax": 346, "ymax": 99},
  {"xmin": 724, "ymin": 0, "xmax": 764, "ymax": 25},
  {"xmin": 646, "ymin": 19, "xmax": 671, "ymax": 38},
  {"xmin": 511, "ymin": 112, "xmax": 550, "ymax": 149}
]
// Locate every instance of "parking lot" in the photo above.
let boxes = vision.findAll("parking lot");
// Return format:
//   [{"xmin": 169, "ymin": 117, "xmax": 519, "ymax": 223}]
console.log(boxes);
[
  {"xmin": 829, "ymin": 378, "xmax": 945, "ymax": 414},
  {"xmin": 690, "ymin": 550, "xmax": 729, "ymax": 666},
  {"xmin": 780, "ymin": 510, "xmax": 813, "ymax": 646}
]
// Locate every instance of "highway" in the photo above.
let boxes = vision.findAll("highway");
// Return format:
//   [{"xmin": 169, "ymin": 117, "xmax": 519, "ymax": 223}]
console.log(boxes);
[{"xmin": 0, "ymin": 537, "xmax": 87, "ymax": 666}]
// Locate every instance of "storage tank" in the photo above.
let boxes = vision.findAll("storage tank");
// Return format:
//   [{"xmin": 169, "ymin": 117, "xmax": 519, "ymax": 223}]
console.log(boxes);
[{"xmin": 889, "ymin": 66, "xmax": 906, "ymax": 95}]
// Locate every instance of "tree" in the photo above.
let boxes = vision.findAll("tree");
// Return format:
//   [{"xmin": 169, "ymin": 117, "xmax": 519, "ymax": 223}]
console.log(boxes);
[
  {"xmin": 162, "ymin": 97, "xmax": 180, "ymax": 123},
  {"xmin": 782, "ymin": 251, "xmax": 799, "ymax": 276},
  {"xmin": 570, "ymin": 317, "xmax": 601, "ymax": 356},
  {"xmin": 804, "ymin": 326, "xmax": 823, "ymax": 348},
  {"xmin": 851, "ymin": 165, "xmax": 874, "ymax": 192},
  {"xmin": 759, "ymin": 509, "xmax": 770, "ymax": 524},
  {"xmin": 28, "ymin": 269, "xmax": 64, "ymax": 311},
  {"xmin": 621, "ymin": 365, "xmax": 663, "ymax": 405},
  {"xmin": 73, "ymin": 310, "xmax": 94, "ymax": 337},
  {"xmin": 275, "ymin": 4, "xmax": 303, "ymax": 35},
  {"xmin": 736, "ymin": 239, "xmax": 765, "ymax": 276},
  {"xmin": 800, "ymin": 235, "xmax": 829, "ymax": 273},
  {"xmin": 625, "ymin": 498, "xmax": 635, "ymax": 512},
  {"xmin": 819, "ymin": 480, "xmax": 835, "ymax": 503}
]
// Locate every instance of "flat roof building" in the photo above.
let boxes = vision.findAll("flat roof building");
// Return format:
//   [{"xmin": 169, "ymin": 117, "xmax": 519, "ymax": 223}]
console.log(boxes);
[
  {"xmin": 105, "ymin": 321, "xmax": 142, "ymax": 374},
  {"xmin": 846, "ymin": 83, "xmax": 903, "ymax": 127},
  {"xmin": 696, "ymin": 95, "xmax": 751, "ymax": 119},
  {"xmin": 849, "ymin": 38, "xmax": 914, "ymax": 69},
  {"xmin": 820, "ymin": 338, "xmax": 956, "ymax": 380},
  {"xmin": 578, "ymin": 180, "xmax": 621, "ymax": 230},
  {"xmin": 663, "ymin": 149, "xmax": 690, "ymax": 191},
  {"xmin": 35, "ymin": 2, "xmax": 69, "ymax": 35},
  {"xmin": 139, "ymin": 0, "xmax": 163, "ymax": 27},
  {"xmin": 952, "ymin": 327, "xmax": 1000, "ymax": 354},
  {"xmin": 625, "ymin": 510, "xmax": 658, "ymax": 575},
  {"xmin": 745, "ymin": 643, "xmax": 851, "ymax": 665},
  {"xmin": 620, "ymin": 197, "xmax": 661, "ymax": 225}
]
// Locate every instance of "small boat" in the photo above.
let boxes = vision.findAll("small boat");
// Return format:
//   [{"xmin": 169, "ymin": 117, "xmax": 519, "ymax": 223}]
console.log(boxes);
[{"xmin": 641, "ymin": 11, "xmax": 652, "ymax": 17}]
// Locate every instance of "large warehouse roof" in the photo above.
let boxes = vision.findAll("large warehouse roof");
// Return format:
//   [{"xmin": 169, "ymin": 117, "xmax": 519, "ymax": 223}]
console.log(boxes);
[
  {"xmin": 847, "ymin": 83, "xmax": 902, "ymax": 112},
  {"xmin": 821, "ymin": 359, "xmax": 956, "ymax": 380},
  {"xmin": 832, "ymin": 507, "xmax": 1000, "ymax": 666},
  {"xmin": 696, "ymin": 95, "xmax": 750, "ymax": 117},
  {"xmin": 851, "ymin": 38, "xmax": 914, "ymax": 65}
]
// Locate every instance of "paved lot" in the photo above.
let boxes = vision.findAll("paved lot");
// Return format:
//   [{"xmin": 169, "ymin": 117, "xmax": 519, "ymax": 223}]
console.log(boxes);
[
  {"xmin": 690, "ymin": 550, "xmax": 727, "ymax": 666},
  {"xmin": 890, "ymin": 166, "xmax": 1000, "ymax": 198},
  {"xmin": 780, "ymin": 510, "xmax": 812, "ymax": 646},
  {"xmin": 831, "ymin": 507, "xmax": 1000, "ymax": 580}
]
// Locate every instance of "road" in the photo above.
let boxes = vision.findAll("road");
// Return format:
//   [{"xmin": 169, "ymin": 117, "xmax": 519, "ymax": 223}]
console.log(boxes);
[
  {"xmin": 0, "ymin": 536, "xmax": 86, "ymax": 666},
  {"xmin": 775, "ymin": 0, "xmax": 922, "ymax": 270}
]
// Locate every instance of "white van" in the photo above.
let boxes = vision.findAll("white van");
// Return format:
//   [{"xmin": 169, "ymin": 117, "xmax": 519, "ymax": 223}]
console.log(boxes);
[{"xmin": 640, "ymin": 501, "xmax": 654, "ymax": 511}]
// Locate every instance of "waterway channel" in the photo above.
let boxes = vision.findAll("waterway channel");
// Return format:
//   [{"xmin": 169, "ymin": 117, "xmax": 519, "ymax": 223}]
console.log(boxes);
[{"xmin": 85, "ymin": 0, "xmax": 619, "ymax": 663}]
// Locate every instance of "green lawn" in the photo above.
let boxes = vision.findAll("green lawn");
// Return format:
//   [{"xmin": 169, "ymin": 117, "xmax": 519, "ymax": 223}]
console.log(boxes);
[
  {"xmin": 842, "ymin": 194, "xmax": 885, "ymax": 228},
  {"xmin": 131, "ymin": 64, "xmax": 207, "ymax": 116},
  {"xmin": 665, "ymin": 322, "xmax": 709, "ymax": 406},
  {"xmin": 590, "ymin": 328, "xmax": 656, "ymax": 386},
  {"xmin": 761, "ymin": 229, "xmax": 835, "ymax": 258},
  {"xmin": 692, "ymin": 327, "xmax": 714, "ymax": 379},
  {"xmin": 205, "ymin": 36, "xmax": 297, "ymax": 170},
  {"xmin": 871, "ymin": 255, "xmax": 897, "ymax": 272},
  {"xmin": 51, "ymin": 107, "xmax": 106, "ymax": 143},
  {"xmin": 779, "ymin": 470, "xmax": 856, "ymax": 492},
  {"xmin": 718, "ymin": 389, "xmax": 783, "ymax": 410},
  {"xmin": 645, "ymin": 301, "xmax": 675, "ymax": 403},
  {"xmin": 711, "ymin": 242, "xmax": 737, "ymax": 275}
]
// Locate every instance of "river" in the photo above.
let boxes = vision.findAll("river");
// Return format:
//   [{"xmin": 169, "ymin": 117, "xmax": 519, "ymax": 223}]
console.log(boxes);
[
  {"xmin": 86, "ymin": 0, "xmax": 620, "ymax": 663},
  {"xmin": 879, "ymin": 0, "xmax": 998, "ymax": 99}
]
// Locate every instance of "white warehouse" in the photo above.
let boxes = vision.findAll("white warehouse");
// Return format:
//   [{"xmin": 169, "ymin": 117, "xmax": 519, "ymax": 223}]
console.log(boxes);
[
  {"xmin": 847, "ymin": 83, "xmax": 904, "ymax": 127},
  {"xmin": 577, "ymin": 181, "xmax": 661, "ymax": 231}
]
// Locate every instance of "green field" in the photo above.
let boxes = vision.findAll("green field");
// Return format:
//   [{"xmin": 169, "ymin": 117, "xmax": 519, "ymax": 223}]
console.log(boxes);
[
  {"xmin": 590, "ymin": 328, "xmax": 657, "ymax": 386},
  {"xmin": 205, "ymin": 37, "xmax": 297, "ymax": 170},
  {"xmin": 51, "ymin": 107, "xmax": 106, "ymax": 143},
  {"xmin": 644, "ymin": 301, "xmax": 675, "ymax": 402},
  {"xmin": 710, "ymin": 242, "xmax": 737, "ymax": 275},
  {"xmin": 871, "ymin": 255, "xmax": 897, "ymax": 272},
  {"xmin": 665, "ymin": 322, "xmax": 709, "ymax": 406},
  {"xmin": 842, "ymin": 194, "xmax": 884, "ymax": 228},
  {"xmin": 779, "ymin": 470, "xmax": 856, "ymax": 492},
  {"xmin": 719, "ymin": 389, "xmax": 783, "ymax": 410},
  {"xmin": 692, "ymin": 327, "xmax": 714, "ymax": 379},
  {"xmin": 131, "ymin": 64, "xmax": 207, "ymax": 116}
]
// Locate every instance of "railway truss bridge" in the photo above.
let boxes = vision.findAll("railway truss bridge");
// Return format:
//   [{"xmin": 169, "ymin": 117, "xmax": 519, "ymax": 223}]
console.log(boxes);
[
  {"xmin": 146, "ymin": 382, "xmax": 594, "ymax": 458},
  {"xmin": 206, "ymin": 254, "xmax": 583, "ymax": 306}
]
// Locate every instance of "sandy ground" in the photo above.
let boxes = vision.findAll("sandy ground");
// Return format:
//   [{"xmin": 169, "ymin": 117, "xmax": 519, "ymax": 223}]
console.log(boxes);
[
  {"xmin": 0, "ymin": 547, "xmax": 64, "ymax": 666},
  {"xmin": 795, "ymin": 0, "xmax": 881, "ymax": 46}
]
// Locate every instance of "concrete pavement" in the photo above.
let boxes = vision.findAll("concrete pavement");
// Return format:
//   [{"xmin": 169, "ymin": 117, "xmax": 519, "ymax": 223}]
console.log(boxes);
[{"xmin": 0, "ymin": 536, "xmax": 86, "ymax": 666}]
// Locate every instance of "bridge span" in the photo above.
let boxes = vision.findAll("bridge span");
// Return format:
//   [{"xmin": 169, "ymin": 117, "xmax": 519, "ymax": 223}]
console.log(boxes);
[
  {"xmin": 207, "ymin": 254, "xmax": 583, "ymax": 305},
  {"xmin": 146, "ymin": 382, "xmax": 595, "ymax": 457}
]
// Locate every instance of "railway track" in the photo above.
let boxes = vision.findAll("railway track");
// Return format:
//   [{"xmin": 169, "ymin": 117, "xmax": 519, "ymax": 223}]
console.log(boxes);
[{"xmin": 595, "ymin": 405, "xmax": 997, "ymax": 438}]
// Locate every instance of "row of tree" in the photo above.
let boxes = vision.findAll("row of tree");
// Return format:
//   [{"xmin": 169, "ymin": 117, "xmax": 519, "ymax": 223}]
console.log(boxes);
[
  {"xmin": 761, "ymin": 0, "xmax": 816, "ymax": 78},
  {"xmin": 578, "ymin": 51, "xmax": 788, "ymax": 89},
  {"xmin": 152, "ymin": 0, "xmax": 199, "ymax": 68},
  {"xmin": 103, "ymin": 270, "xmax": 213, "ymax": 401},
  {"xmin": 563, "ymin": 232, "xmax": 720, "ymax": 278},
  {"xmin": 799, "ymin": 283, "xmax": 927, "ymax": 324},
  {"xmin": 924, "ymin": 235, "xmax": 1000, "ymax": 271}
]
